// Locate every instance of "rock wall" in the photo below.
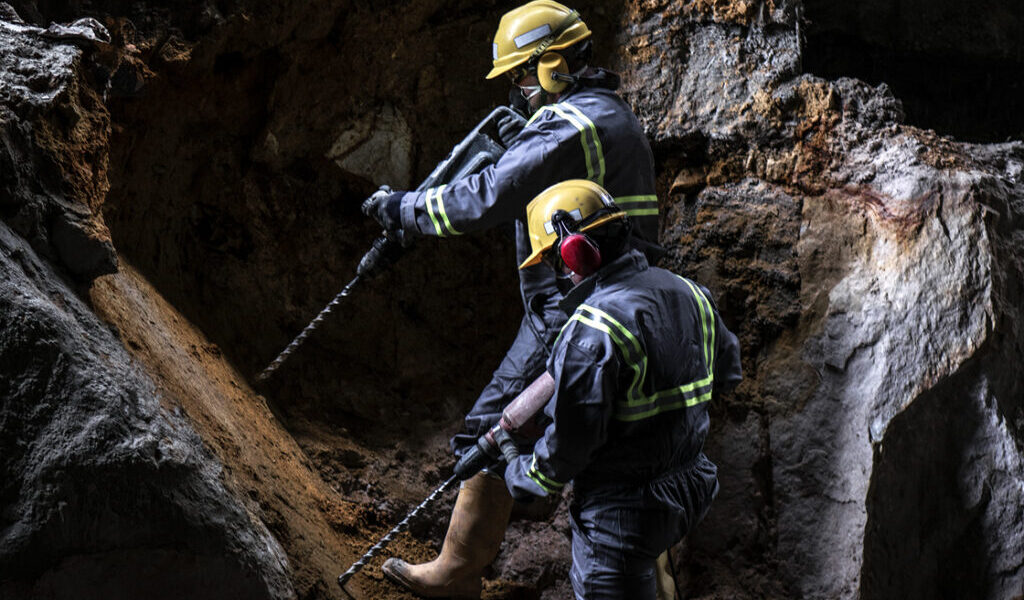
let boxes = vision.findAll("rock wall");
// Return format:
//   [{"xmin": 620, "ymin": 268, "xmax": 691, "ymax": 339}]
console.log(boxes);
[
  {"xmin": 0, "ymin": 10, "xmax": 117, "ymax": 280},
  {"xmin": 2, "ymin": 1, "xmax": 1023, "ymax": 599},
  {"xmin": 614, "ymin": 2, "xmax": 1024, "ymax": 597},
  {"xmin": 0, "ymin": 220, "xmax": 294, "ymax": 599}
]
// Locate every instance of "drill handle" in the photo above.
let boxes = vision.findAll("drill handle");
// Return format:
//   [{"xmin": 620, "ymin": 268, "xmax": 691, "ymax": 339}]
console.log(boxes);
[
  {"xmin": 356, "ymin": 234, "xmax": 405, "ymax": 278},
  {"xmin": 488, "ymin": 425, "xmax": 520, "ymax": 465}
]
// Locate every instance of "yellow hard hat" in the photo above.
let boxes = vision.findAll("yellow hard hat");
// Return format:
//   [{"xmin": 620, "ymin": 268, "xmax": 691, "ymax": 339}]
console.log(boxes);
[
  {"xmin": 519, "ymin": 179, "xmax": 626, "ymax": 269},
  {"xmin": 486, "ymin": 1, "xmax": 592, "ymax": 80}
]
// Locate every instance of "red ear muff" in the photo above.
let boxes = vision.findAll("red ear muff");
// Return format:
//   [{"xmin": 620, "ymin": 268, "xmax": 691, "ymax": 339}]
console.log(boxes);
[{"xmin": 559, "ymin": 233, "xmax": 602, "ymax": 277}]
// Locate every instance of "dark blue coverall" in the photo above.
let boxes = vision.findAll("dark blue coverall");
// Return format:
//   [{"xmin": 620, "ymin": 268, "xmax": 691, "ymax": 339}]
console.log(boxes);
[
  {"xmin": 394, "ymin": 69, "xmax": 661, "ymax": 457},
  {"xmin": 505, "ymin": 249, "xmax": 743, "ymax": 599}
]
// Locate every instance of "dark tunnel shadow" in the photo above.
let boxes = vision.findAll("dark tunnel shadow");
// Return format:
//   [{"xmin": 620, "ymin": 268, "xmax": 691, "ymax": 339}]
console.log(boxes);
[
  {"xmin": 861, "ymin": 363, "xmax": 993, "ymax": 600},
  {"xmin": 802, "ymin": 0, "xmax": 1024, "ymax": 143}
]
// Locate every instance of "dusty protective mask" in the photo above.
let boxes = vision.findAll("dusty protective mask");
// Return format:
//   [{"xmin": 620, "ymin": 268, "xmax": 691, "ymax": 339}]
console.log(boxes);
[{"xmin": 518, "ymin": 83, "xmax": 543, "ymax": 102}]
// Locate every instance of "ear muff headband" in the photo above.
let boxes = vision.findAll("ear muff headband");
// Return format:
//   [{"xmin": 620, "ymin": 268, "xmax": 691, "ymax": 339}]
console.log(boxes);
[
  {"xmin": 521, "ymin": 10, "xmax": 580, "ymax": 94},
  {"xmin": 528, "ymin": 10, "xmax": 581, "ymax": 63}
]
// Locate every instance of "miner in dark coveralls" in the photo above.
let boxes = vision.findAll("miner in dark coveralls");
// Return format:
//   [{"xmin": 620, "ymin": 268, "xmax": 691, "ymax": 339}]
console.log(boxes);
[
  {"xmin": 504, "ymin": 179, "xmax": 743, "ymax": 599},
  {"xmin": 362, "ymin": 2, "xmax": 665, "ymax": 597}
]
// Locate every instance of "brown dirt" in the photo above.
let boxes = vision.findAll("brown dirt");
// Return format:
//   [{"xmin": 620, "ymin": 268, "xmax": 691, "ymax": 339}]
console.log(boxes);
[
  {"xmin": 89, "ymin": 259, "xmax": 422, "ymax": 599},
  {"xmin": 89, "ymin": 258, "xmax": 563, "ymax": 599}
]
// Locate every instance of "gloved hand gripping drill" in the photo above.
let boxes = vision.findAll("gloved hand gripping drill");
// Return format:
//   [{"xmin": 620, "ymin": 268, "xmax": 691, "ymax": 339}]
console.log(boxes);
[
  {"xmin": 454, "ymin": 371, "xmax": 556, "ymax": 480},
  {"xmin": 358, "ymin": 185, "xmax": 408, "ymax": 278},
  {"xmin": 259, "ymin": 107, "xmax": 525, "ymax": 385}
]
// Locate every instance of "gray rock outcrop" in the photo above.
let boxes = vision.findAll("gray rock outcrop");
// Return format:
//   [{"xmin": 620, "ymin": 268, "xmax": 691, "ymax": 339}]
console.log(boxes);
[
  {"xmin": 615, "ymin": 2, "xmax": 1024, "ymax": 597},
  {"xmin": 0, "ymin": 8, "xmax": 117, "ymax": 280},
  {"xmin": 0, "ymin": 218, "xmax": 294, "ymax": 598}
]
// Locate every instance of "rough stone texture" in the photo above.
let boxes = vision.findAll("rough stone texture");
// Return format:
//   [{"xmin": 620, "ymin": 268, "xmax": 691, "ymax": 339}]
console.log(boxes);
[
  {"xmin": 0, "ymin": 10, "xmax": 117, "ymax": 280},
  {"xmin": 0, "ymin": 221, "xmax": 293, "ymax": 599},
  {"xmin": 2, "ymin": 1, "xmax": 1024, "ymax": 599},
  {"xmin": 614, "ymin": 3, "xmax": 1024, "ymax": 598}
]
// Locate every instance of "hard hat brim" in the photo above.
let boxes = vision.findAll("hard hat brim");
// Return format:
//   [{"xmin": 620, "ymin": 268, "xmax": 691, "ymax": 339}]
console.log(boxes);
[
  {"xmin": 485, "ymin": 65, "xmax": 508, "ymax": 80},
  {"xmin": 518, "ymin": 211, "xmax": 626, "ymax": 270}
]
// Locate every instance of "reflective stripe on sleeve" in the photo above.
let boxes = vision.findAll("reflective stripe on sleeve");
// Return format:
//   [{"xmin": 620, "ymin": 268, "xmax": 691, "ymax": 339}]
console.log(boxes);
[
  {"xmin": 525, "ymin": 103, "xmax": 605, "ymax": 186},
  {"xmin": 614, "ymin": 194, "xmax": 659, "ymax": 218},
  {"xmin": 575, "ymin": 305, "xmax": 646, "ymax": 404},
  {"xmin": 678, "ymin": 277, "xmax": 715, "ymax": 378},
  {"xmin": 560, "ymin": 102, "xmax": 605, "ymax": 187},
  {"xmin": 424, "ymin": 185, "xmax": 461, "ymax": 237},
  {"xmin": 527, "ymin": 455, "xmax": 566, "ymax": 493}
]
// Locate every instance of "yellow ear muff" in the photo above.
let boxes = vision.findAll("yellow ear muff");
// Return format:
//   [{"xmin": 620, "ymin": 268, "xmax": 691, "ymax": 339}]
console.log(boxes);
[{"xmin": 537, "ymin": 52, "xmax": 570, "ymax": 93}]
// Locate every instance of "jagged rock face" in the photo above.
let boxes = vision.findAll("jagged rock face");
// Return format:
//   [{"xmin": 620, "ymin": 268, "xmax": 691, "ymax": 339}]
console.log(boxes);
[
  {"xmin": 0, "ymin": 13, "xmax": 117, "ymax": 280},
  {"xmin": 2, "ymin": 1, "xmax": 1024, "ymax": 600},
  {"xmin": 0, "ymin": 222, "xmax": 293, "ymax": 599},
  {"xmin": 614, "ymin": 3, "xmax": 1024, "ymax": 597}
]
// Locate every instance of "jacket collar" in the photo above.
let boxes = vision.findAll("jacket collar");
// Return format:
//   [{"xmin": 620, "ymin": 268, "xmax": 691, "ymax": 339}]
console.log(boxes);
[
  {"xmin": 561, "ymin": 67, "xmax": 621, "ymax": 101},
  {"xmin": 559, "ymin": 249, "xmax": 648, "ymax": 314}
]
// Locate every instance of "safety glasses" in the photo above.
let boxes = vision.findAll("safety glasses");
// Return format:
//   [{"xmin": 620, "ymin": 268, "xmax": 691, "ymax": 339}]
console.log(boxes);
[{"xmin": 504, "ymin": 65, "xmax": 530, "ymax": 84}]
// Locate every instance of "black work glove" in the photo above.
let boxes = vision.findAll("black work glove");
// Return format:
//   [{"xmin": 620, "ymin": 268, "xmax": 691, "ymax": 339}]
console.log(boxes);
[
  {"xmin": 497, "ymin": 112, "xmax": 525, "ymax": 147},
  {"xmin": 361, "ymin": 185, "xmax": 406, "ymax": 242}
]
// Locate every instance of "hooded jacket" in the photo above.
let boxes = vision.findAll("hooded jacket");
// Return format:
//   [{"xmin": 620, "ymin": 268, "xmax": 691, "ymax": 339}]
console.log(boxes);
[{"xmin": 505, "ymin": 250, "xmax": 743, "ymax": 498}]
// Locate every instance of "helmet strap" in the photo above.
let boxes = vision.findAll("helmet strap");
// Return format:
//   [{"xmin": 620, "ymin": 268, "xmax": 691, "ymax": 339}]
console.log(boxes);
[{"xmin": 528, "ymin": 10, "xmax": 581, "ymax": 63}]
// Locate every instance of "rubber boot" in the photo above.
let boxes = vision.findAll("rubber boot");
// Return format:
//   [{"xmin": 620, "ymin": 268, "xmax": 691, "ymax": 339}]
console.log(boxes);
[
  {"xmin": 381, "ymin": 472, "xmax": 514, "ymax": 599},
  {"xmin": 655, "ymin": 551, "xmax": 678, "ymax": 600}
]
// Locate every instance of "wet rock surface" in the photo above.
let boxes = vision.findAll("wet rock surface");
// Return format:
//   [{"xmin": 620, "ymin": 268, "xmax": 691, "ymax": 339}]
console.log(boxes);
[{"xmin": 2, "ymin": 1, "xmax": 1023, "ymax": 599}]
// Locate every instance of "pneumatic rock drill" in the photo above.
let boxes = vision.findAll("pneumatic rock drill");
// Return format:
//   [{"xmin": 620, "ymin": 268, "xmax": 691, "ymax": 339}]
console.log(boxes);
[
  {"xmin": 256, "ymin": 105, "xmax": 526, "ymax": 383},
  {"xmin": 336, "ymin": 371, "xmax": 555, "ymax": 590}
]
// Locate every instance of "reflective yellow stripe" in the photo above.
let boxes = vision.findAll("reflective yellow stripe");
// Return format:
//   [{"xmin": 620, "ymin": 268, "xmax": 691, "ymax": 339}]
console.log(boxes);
[
  {"xmin": 425, "ymin": 185, "xmax": 460, "ymax": 237},
  {"xmin": 545, "ymin": 105, "xmax": 597, "ymax": 182},
  {"xmin": 528, "ymin": 455, "xmax": 565, "ymax": 493},
  {"xmin": 614, "ymin": 195, "xmax": 659, "ymax": 218},
  {"xmin": 567, "ymin": 295, "xmax": 717, "ymax": 422},
  {"xmin": 680, "ymin": 278, "xmax": 715, "ymax": 377},
  {"xmin": 434, "ymin": 185, "xmax": 461, "ymax": 236},
  {"xmin": 614, "ymin": 195, "xmax": 658, "ymax": 204},
  {"xmin": 573, "ymin": 312, "xmax": 645, "ymax": 404},
  {"xmin": 578, "ymin": 305, "xmax": 648, "ymax": 405},
  {"xmin": 425, "ymin": 188, "xmax": 444, "ymax": 236},
  {"xmin": 526, "ymin": 107, "xmax": 547, "ymax": 126},
  {"xmin": 529, "ymin": 104, "xmax": 604, "ymax": 186},
  {"xmin": 561, "ymin": 102, "xmax": 606, "ymax": 187},
  {"xmin": 616, "ymin": 388, "xmax": 713, "ymax": 422}
]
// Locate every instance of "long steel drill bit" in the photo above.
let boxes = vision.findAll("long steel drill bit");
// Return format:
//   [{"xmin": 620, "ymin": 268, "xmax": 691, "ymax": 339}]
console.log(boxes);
[
  {"xmin": 256, "ymin": 275, "xmax": 361, "ymax": 382},
  {"xmin": 337, "ymin": 474, "xmax": 460, "ymax": 589}
]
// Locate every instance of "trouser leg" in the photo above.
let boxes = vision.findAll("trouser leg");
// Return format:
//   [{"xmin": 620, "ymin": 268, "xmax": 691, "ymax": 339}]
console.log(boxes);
[
  {"xmin": 568, "ymin": 503, "xmax": 661, "ymax": 600},
  {"xmin": 568, "ymin": 455, "xmax": 720, "ymax": 600}
]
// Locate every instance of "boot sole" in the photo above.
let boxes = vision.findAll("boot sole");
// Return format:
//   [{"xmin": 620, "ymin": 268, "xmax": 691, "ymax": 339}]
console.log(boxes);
[{"xmin": 380, "ymin": 558, "xmax": 481, "ymax": 599}]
